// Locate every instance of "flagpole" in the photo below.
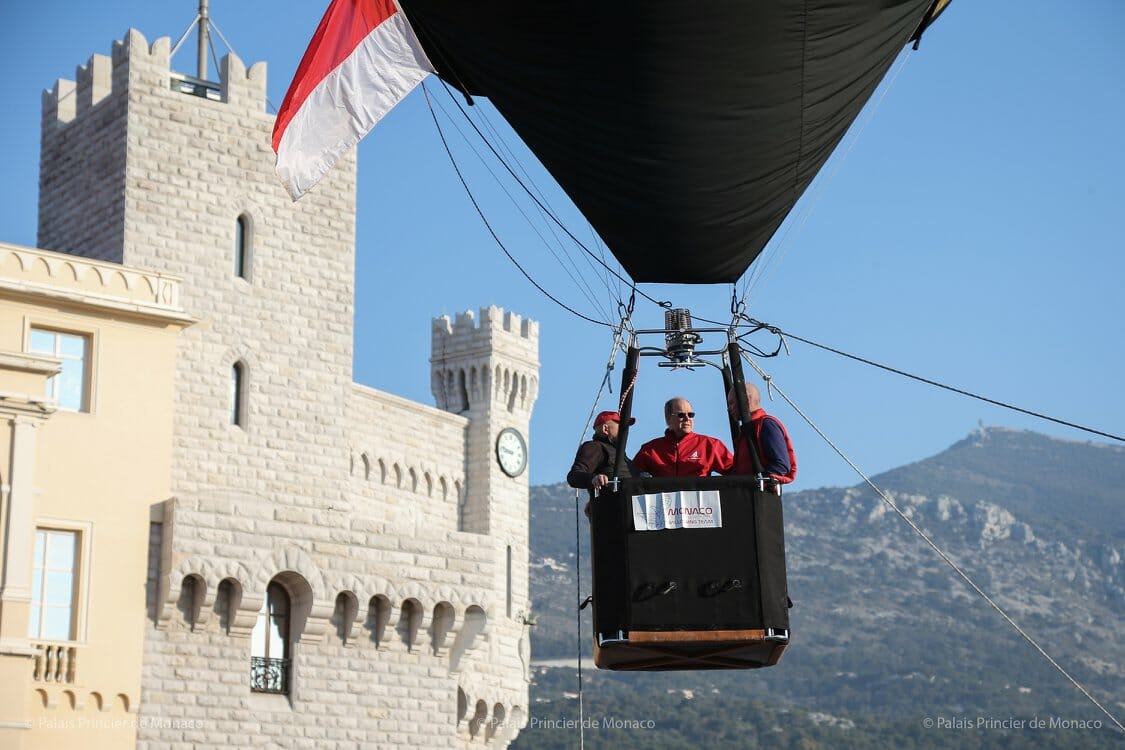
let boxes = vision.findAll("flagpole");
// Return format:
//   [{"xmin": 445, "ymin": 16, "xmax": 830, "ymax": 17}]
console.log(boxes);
[{"xmin": 197, "ymin": 0, "xmax": 210, "ymax": 80}]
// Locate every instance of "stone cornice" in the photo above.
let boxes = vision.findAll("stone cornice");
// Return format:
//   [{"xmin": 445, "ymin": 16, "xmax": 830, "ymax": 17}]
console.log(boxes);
[
  {"xmin": 0, "ymin": 242, "xmax": 195, "ymax": 326},
  {"xmin": 0, "ymin": 352, "xmax": 61, "ymax": 377},
  {"xmin": 0, "ymin": 392, "xmax": 56, "ymax": 420}
]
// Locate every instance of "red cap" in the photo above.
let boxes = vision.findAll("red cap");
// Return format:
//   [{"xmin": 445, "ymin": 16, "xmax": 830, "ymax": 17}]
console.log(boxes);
[{"xmin": 594, "ymin": 410, "xmax": 635, "ymax": 428}]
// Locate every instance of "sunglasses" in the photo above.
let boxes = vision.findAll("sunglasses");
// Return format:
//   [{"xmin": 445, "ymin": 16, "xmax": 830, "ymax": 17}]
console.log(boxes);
[{"xmin": 673, "ymin": 412, "xmax": 696, "ymax": 419}]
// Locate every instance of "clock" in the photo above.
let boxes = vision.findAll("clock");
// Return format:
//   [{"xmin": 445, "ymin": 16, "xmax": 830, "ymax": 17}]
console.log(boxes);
[{"xmin": 495, "ymin": 427, "xmax": 528, "ymax": 477}]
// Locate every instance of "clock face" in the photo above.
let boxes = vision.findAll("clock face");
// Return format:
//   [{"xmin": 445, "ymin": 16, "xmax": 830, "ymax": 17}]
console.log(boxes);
[{"xmin": 496, "ymin": 428, "xmax": 528, "ymax": 477}]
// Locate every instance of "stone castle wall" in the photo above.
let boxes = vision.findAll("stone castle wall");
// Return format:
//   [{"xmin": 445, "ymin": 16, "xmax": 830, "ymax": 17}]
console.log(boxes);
[{"xmin": 145, "ymin": 491, "xmax": 528, "ymax": 747}]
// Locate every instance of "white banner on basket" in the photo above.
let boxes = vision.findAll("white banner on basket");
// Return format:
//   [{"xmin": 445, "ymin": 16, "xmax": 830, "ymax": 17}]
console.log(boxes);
[{"xmin": 631, "ymin": 490, "xmax": 723, "ymax": 531}]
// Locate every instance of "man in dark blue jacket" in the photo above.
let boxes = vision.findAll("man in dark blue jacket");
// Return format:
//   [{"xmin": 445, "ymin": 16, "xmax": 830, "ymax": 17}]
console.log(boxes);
[{"xmin": 727, "ymin": 383, "xmax": 797, "ymax": 484}]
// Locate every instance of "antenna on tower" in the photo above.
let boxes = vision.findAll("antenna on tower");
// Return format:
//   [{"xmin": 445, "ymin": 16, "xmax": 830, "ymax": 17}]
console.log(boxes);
[
  {"xmin": 170, "ymin": 1, "xmax": 243, "ymax": 78},
  {"xmin": 169, "ymin": 1, "xmax": 254, "ymax": 102}
]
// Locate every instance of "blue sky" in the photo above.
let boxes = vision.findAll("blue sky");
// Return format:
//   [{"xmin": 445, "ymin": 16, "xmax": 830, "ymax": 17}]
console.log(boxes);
[{"xmin": 1, "ymin": 1, "xmax": 1122, "ymax": 491}]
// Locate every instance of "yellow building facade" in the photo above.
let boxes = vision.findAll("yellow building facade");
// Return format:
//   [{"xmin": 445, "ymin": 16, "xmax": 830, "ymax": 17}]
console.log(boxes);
[{"xmin": 0, "ymin": 243, "xmax": 192, "ymax": 748}]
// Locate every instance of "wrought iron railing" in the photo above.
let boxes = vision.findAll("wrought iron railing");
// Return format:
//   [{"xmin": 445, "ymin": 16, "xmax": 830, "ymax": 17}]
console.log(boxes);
[
  {"xmin": 250, "ymin": 656, "xmax": 290, "ymax": 694},
  {"xmin": 32, "ymin": 642, "xmax": 78, "ymax": 683}
]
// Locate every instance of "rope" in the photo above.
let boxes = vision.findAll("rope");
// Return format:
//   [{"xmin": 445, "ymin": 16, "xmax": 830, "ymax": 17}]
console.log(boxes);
[
  {"xmin": 441, "ymin": 91, "xmax": 617, "ymax": 322},
  {"xmin": 575, "ymin": 488, "xmax": 586, "ymax": 750},
  {"xmin": 740, "ymin": 352, "xmax": 1124, "ymax": 733},
  {"xmin": 568, "ymin": 320, "xmax": 633, "ymax": 748},
  {"xmin": 429, "ymin": 91, "xmax": 616, "ymax": 323},
  {"xmin": 426, "ymin": 88, "xmax": 616, "ymax": 323},
  {"xmin": 576, "ymin": 328, "xmax": 627, "ymax": 444},
  {"xmin": 434, "ymin": 80, "xmax": 672, "ymax": 312},
  {"xmin": 741, "ymin": 318, "xmax": 1125, "ymax": 443},
  {"xmin": 422, "ymin": 86, "xmax": 613, "ymax": 328},
  {"xmin": 618, "ymin": 369, "xmax": 638, "ymax": 414}
]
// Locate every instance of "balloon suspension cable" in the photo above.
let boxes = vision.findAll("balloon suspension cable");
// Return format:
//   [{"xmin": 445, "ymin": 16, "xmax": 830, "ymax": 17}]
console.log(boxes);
[
  {"xmin": 743, "ymin": 317, "xmax": 1125, "ymax": 444},
  {"xmin": 685, "ymin": 293, "xmax": 758, "ymax": 331},
  {"xmin": 569, "ymin": 331, "xmax": 635, "ymax": 750},
  {"xmin": 422, "ymin": 85, "xmax": 614, "ymax": 329},
  {"xmin": 428, "ymin": 88, "xmax": 619, "ymax": 322},
  {"xmin": 733, "ymin": 313, "xmax": 789, "ymax": 358},
  {"xmin": 612, "ymin": 291, "xmax": 638, "ymax": 353},
  {"xmin": 729, "ymin": 288, "xmax": 747, "ymax": 330},
  {"xmin": 740, "ymin": 351, "xmax": 1124, "ymax": 732},
  {"xmin": 577, "ymin": 325, "xmax": 629, "ymax": 443},
  {"xmin": 433, "ymin": 79, "xmax": 672, "ymax": 312},
  {"xmin": 569, "ymin": 320, "xmax": 635, "ymax": 750}
]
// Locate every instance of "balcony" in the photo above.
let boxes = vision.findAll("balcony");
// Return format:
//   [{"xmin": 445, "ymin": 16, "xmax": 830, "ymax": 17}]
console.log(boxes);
[
  {"xmin": 250, "ymin": 656, "xmax": 289, "ymax": 694},
  {"xmin": 32, "ymin": 642, "xmax": 79, "ymax": 684}
]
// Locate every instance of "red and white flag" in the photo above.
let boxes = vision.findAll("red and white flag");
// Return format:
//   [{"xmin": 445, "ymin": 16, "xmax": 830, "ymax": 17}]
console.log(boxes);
[{"xmin": 273, "ymin": 0, "xmax": 434, "ymax": 200}]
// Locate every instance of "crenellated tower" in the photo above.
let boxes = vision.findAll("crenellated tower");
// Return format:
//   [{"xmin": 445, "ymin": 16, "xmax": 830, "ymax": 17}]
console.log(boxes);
[
  {"xmin": 37, "ymin": 29, "xmax": 359, "ymax": 501},
  {"xmin": 432, "ymin": 307, "xmax": 539, "ymax": 617}
]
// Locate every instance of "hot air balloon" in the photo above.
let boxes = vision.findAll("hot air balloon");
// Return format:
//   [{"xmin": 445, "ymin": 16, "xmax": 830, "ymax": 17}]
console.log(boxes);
[
  {"xmin": 274, "ymin": 0, "xmax": 952, "ymax": 670},
  {"xmin": 275, "ymin": 0, "xmax": 950, "ymax": 282}
]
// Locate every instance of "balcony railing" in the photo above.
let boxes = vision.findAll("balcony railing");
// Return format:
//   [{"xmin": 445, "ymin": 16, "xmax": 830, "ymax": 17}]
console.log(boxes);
[
  {"xmin": 250, "ymin": 656, "xmax": 290, "ymax": 694},
  {"xmin": 169, "ymin": 73, "xmax": 222, "ymax": 101},
  {"xmin": 32, "ymin": 642, "xmax": 78, "ymax": 684}
]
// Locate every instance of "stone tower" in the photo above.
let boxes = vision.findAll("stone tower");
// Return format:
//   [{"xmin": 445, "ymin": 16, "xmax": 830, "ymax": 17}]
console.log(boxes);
[
  {"xmin": 432, "ymin": 308, "xmax": 539, "ymax": 616},
  {"xmin": 38, "ymin": 29, "xmax": 358, "ymax": 501},
  {"xmin": 33, "ymin": 28, "xmax": 538, "ymax": 748}
]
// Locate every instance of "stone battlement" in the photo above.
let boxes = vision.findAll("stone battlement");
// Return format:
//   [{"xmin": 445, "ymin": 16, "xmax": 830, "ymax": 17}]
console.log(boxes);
[
  {"xmin": 434, "ymin": 306, "xmax": 538, "ymax": 340},
  {"xmin": 42, "ymin": 28, "xmax": 267, "ymax": 126},
  {"xmin": 430, "ymin": 307, "xmax": 539, "ymax": 416},
  {"xmin": 432, "ymin": 307, "xmax": 539, "ymax": 364}
]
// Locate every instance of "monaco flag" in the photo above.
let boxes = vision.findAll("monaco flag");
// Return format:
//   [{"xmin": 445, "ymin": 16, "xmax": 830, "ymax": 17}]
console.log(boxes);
[{"xmin": 273, "ymin": 0, "xmax": 434, "ymax": 200}]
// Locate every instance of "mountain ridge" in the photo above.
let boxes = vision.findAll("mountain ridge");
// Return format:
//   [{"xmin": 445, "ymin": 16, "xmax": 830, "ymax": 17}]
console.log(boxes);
[{"xmin": 866, "ymin": 426, "xmax": 1124, "ymax": 542}]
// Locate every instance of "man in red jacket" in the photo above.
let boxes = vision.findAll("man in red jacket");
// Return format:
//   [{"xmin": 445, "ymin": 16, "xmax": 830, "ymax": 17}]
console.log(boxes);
[
  {"xmin": 727, "ymin": 382, "xmax": 797, "ymax": 484},
  {"xmin": 633, "ymin": 397, "xmax": 734, "ymax": 477}
]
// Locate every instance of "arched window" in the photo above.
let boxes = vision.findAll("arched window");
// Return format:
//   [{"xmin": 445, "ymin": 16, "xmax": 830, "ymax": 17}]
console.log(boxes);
[
  {"xmin": 250, "ymin": 582, "xmax": 290, "ymax": 694},
  {"xmin": 215, "ymin": 578, "xmax": 240, "ymax": 635},
  {"xmin": 177, "ymin": 574, "xmax": 204, "ymax": 630},
  {"xmin": 234, "ymin": 214, "xmax": 252, "ymax": 280},
  {"xmin": 332, "ymin": 592, "xmax": 358, "ymax": 646},
  {"xmin": 457, "ymin": 369, "xmax": 469, "ymax": 413},
  {"xmin": 366, "ymin": 595, "xmax": 392, "ymax": 649},
  {"xmin": 456, "ymin": 481, "xmax": 466, "ymax": 531},
  {"xmin": 230, "ymin": 361, "xmax": 246, "ymax": 427}
]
